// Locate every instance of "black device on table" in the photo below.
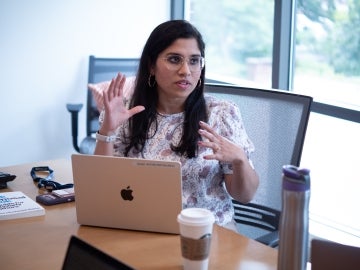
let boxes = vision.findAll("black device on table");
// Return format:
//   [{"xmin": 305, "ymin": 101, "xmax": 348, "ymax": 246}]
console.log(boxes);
[
  {"xmin": 0, "ymin": 172, "xmax": 16, "ymax": 189},
  {"xmin": 36, "ymin": 188, "xmax": 75, "ymax": 205},
  {"xmin": 30, "ymin": 166, "xmax": 75, "ymax": 205}
]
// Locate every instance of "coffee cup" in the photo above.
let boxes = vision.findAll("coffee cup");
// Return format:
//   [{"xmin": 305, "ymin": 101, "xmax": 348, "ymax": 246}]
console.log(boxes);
[{"xmin": 177, "ymin": 208, "xmax": 215, "ymax": 270}]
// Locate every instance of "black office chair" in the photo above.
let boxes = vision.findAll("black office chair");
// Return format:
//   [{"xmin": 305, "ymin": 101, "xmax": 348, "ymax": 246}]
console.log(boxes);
[
  {"xmin": 311, "ymin": 238, "xmax": 360, "ymax": 270},
  {"xmin": 204, "ymin": 84, "xmax": 312, "ymax": 247},
  {"xmin": 67, "ymin": 55, "xmax": 139, "ymax": 154}
]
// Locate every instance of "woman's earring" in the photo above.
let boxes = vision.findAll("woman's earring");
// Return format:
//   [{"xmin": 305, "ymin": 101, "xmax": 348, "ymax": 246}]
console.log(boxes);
[
  {"xmin": 197, "ymin": 78, "xmax": 202, "ymax": 88},
  {"xmin": 148, "ymin": 74, "xmax": 156, "ymax": 87}
]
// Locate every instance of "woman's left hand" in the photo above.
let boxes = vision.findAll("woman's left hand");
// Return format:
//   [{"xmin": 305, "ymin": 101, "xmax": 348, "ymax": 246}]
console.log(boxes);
[
  {"xmin": 198, "ymin": 121, "xmax": 259, "ymax": 203},
  {"xmin": 198, "ymin": 121, "xmax": 247, "ymax": 163}
]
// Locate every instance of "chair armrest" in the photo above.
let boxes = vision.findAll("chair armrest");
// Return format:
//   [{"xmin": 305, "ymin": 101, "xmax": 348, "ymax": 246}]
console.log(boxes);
[
  {"xmin": 255, "ymin": 231, "xmax": 279, "ymax": 248},
  {"xmin": 79, "ymin": 136, "xmax": 96, "ymax": 155},
  {"xmin": 66, "ymin": 103, "xmax": 83, "ymax": 153}
]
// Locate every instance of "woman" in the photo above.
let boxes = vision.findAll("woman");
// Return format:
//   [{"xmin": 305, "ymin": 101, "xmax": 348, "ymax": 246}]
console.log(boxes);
[{"xmin": 94, "ymin": 20, "xmax": 259, "ymax": 230}]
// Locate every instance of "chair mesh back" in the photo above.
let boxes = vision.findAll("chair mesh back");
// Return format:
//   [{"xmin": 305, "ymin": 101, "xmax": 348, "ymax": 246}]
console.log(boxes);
[
  {"xmin": 231, "ymin": 94, "xmax": 306, "ymax": 209},
  {"xmin": 204, "ymin": 83, "xmax": 312, "ymax": 239}
]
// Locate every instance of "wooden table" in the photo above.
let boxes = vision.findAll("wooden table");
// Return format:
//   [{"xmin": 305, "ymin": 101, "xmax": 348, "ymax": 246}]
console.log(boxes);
[{"xmin": 0, "ymin": 159, "xmax": 277, "ymax": 270}]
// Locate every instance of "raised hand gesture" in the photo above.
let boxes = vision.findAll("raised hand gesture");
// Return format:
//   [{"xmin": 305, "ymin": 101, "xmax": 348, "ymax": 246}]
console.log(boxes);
[{"xmin": 100, "ymin": 73, "xmax": 145, "ymax": 135}]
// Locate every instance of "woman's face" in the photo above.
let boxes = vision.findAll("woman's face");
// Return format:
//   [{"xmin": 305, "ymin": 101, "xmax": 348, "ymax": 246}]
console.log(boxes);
[{"xmin": 151, "ymin": 38, "xmax": 203, "ymax": 104}]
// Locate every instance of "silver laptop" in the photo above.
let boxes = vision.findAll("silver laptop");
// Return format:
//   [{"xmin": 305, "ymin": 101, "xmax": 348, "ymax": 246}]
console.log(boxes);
[{"xmin": 71, "ymin": 154, "xmax": 182, "ymax": 234}]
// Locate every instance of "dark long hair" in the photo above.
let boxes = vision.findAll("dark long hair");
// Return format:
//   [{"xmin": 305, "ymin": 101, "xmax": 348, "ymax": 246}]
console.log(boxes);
[{"xmin": 124, "ymin": 20, "xmax": 207, "ymax": 158}]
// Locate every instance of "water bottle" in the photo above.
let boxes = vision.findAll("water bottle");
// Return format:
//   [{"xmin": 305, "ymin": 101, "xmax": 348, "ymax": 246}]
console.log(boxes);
[{"xmin": 277, "ymin": 165, "xmax": 310, "ymax": 270}]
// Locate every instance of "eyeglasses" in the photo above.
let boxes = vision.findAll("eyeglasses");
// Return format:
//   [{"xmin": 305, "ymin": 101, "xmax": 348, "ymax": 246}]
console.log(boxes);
[{"xmin": 162, "ymin": 54, "xmax": 205, "ymax": 72}]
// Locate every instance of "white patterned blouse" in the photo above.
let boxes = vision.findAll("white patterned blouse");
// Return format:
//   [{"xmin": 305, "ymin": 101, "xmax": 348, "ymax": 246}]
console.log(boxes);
[{"xmin": 101, "ymin": 95, "xmax": 255, "ymax": 226}]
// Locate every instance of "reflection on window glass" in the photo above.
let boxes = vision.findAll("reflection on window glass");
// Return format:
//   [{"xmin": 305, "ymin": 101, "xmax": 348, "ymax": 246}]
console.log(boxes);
[
  {"xmin": 294, "ymin": 0, "xmax": 360, "ymax": 109},
  {"xmin": 187, "ymin": 0, "xmax": 274, "ymax": 87}
]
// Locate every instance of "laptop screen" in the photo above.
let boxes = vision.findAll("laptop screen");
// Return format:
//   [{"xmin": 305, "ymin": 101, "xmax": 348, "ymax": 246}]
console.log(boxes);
[{"xmin": 62, "ymin": 235, "xmax": 135, "ymax": 270}]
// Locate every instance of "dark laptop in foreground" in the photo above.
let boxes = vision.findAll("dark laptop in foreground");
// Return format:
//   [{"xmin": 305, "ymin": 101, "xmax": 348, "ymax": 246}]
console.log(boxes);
[
  {"xmin": 71, "ymin": 154, "xmax": 182, "ymax": 234},
  {"xmin": 62, "ymin": 235, "xmax": 135, "ymax": 270}
]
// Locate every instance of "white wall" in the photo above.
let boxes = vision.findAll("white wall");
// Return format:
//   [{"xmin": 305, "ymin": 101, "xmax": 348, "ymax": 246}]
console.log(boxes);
[{"xmin": 0, "ymin": 0, "xmax": 169, "ymax": 166}]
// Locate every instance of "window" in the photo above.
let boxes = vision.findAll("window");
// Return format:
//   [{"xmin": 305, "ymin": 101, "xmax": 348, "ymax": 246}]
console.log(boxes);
[
  {"xmin": 301, "ymin": 113, "xmax": 360, "ymax": 245},
  {"xmin": 294, "ymin": 0, "xmax": 360, "ymax": 245},
  {"xmin": 294, "ymin": 0, "xmax": 360, "ymax": 110},
  {"xmin": 179, "ymin": 0, "xmax": 360, "ymax": 245},
  {"xmin": 185, "ymin": 0, "xmax": 274, "ymax": 87}
]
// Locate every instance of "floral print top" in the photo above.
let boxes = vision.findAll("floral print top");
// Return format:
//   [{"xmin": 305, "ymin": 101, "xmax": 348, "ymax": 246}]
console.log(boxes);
[{"xmin": 102, "ymin": 95, "xmax": 255, "ymax": 226}]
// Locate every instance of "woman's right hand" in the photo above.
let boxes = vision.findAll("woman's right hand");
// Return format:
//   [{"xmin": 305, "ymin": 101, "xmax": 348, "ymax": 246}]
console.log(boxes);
[{"xmin": 99, "ymin": 73, "xmax": 145, "ymax": 135}]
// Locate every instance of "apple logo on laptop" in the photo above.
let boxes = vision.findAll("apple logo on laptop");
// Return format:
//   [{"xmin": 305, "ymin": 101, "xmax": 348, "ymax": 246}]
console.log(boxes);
[{"xmin": 120, "ymin": 186, "xmax": 134, "ymax": 201}]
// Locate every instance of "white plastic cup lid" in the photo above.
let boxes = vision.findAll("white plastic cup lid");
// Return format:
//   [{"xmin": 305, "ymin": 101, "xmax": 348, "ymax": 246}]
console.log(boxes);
[{"xmin": 177, "ymin": 208, "xmax": 215, "ymax": 227}]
